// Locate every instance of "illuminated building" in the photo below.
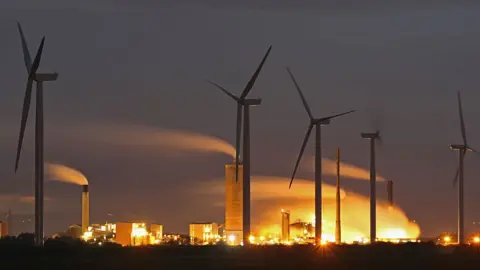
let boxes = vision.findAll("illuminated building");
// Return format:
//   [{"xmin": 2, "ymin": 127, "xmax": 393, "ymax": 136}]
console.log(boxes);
[
  {"xmin": 281, "ymin": 210, "xmax": 290, "ymax": 243},
  {"xmin": 225, "ymin": 162, "xmax": 243, "ymax": 245},
  {"xmin": 0, "ymin": 221, "xmax": 8, "ymax": 237},
  {"xmin": 290, "ymin": 222, "xmax": 314, "ymax": 239},
  {"xmin": 115, "ymin": 222, "xmax": 163, "ymax": 246},
  {"xmin": 67, "ymin": 224, "xmax": 82, "ymax": 239},
  {"xmin": 150, "ymin": 224, "xmax": 163, "ymax": 242},
  {"xmin": 189, "ymin": 222, "xmax": 219, "ymax": 244}
]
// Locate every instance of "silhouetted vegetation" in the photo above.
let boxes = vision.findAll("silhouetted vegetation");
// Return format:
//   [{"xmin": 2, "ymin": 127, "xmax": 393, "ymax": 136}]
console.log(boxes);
[{"xmin": 1, "ymin": 242, "xmax": 480, "ymax": 269}]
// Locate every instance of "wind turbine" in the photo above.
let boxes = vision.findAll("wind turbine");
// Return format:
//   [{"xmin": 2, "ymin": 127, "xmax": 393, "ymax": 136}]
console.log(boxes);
[
  {"xmin": 360, "ymin": 130, "xmax": 380, "ymax": 243},
  {"xmin": 451, "ymin": 91, "xmax": 478, "ymax": 245},
  {"xmin": 209, "ymin": 46, "xmax": 272, "ymax": 246},
  {"xmin": 287, "ymin": 67, "xmax": 355, "ymax": 246},
  {"xmin": 15, "ymin": 23, "xmax": 58, "ymax": 246}
]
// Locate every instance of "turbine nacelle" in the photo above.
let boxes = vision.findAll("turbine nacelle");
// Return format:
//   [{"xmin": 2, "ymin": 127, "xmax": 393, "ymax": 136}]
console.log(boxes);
[
  {"xmin": 241, "ymin": 98, "xmax": 262, "ymax": 106},
  {"xmin": 450, "ymin": 144, "xmax": 467, "ymax": 151},
  {"xmin": 313, "ymin": 118, "xmax": 330, "ymax": 125},
  {"xmin": 361, "ymin": 132, "xmax": 380, "ymax": 140},
  {"xmin": 34, "ymin": 73, "xmax": 58, "ymax": 82}
]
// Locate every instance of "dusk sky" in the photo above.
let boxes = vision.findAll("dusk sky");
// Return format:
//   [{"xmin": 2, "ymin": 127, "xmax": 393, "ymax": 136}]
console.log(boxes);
[{"xmin": 1, "ymin": 1, "xmax": 480, "ymax": 237}]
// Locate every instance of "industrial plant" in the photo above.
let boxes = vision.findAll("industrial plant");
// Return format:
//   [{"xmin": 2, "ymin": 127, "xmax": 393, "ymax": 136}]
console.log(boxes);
[{"xmin": 0, "ymin": 16, "xmax": 477, "ymax": 254}]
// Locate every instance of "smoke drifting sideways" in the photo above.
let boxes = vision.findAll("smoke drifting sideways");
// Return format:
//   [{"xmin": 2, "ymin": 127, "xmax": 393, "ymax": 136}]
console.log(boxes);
[
  {"xmin": 320, "ymin": 158, "xmax": 386, "ymax": 182},
  {"xmin": 198, "ymin": 176, "xmax": 419, "ymax": 242},
  {"xmin": 45, "ymin": 163, "xmax": 88, "ymax": 186},
  {"xmin": 0, "ymin": 194, "xmax": 54, "ymax": 204},
  {"xmin": 61, "ymin": 124, "xmax": 236, "ymax": 158}
]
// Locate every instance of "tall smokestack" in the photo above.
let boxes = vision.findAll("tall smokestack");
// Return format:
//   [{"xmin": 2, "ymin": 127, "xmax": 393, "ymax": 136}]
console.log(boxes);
[
  {"xmin": 225, "ymin": 162, "xmax": 243, "ymax": 245},
  {"xmin": 387, "ymin": 180, "xmax": 393, "ymax": 206},
  {"xmin": 335, "ymin": 148, "xmax": 341, "ymax": 244},
  {"xmin": 281, "ymin": 209, "xmax": 290, "ymax": 243},
  {"xmin": 82, "ymin": 185, "xmax": 89, "ymax": 234}
]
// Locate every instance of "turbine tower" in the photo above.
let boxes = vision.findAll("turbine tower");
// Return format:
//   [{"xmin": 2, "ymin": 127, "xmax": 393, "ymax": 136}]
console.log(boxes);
[
  {"xmin": 14, "ymin": 23, "xmax": 58, "ymax": 246},
  {"xmin": 287, "ymin": 67, "xmax": 355, "ymax": 246},
  {"xmin": 209, "ymin": 46, "xmax": 272, "ymax": 246},
  {"xmin": 451, "ymin": 91, "xmax": 478, "ymax": 245},
  {"xmin": 360, "ymin": 130, "xmax": 380, "ymax": 243}
]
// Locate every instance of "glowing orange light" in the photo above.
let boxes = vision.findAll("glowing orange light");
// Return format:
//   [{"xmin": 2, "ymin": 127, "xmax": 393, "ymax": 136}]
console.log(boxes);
[
  {"xmin": 473, "ymin": 236, "xmax": 480, "ymax": 243},
  {"xmin": 444, "ymin": 236, "xmax": 451, "ymax": 243}
]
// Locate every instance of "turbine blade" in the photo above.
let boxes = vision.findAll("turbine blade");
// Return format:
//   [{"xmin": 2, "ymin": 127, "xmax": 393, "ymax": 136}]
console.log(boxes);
[
  {"xmin": 29, "ymin": 37, "xmax": 45, "ymax": 77},
  {"xmin": 468, "ymin": 147, "xmax": 480, "ymax": 155},
  {"xmin": 240, "ymin": 46, "xmax": 272, "ymax": 100},
  {"xmin": 452, "ymin": 166, "xmax": 459, "ymax": 187},
  {"xmin": 286, "ymin": 67, "xmax": 314, "ymax": 120},
  {"xmin": 15, "ymin": 78, "xmax": 34, "ymax": 172},
  {"xmin": 289, "ymin": 123, "xmax": 314, "ymax": 189},
  {"xmin": 235, "ymin": 103, "xmax": 242, "ymax": 183},
  {"xmin": 14, "ymin": 37, "xmax": 44, "ymax": 172},
  {"xmin": 207, "ymin": 80, "xmax": 239, "ymax": 102},
  {"xmin": 17, "ymin": 22, "xmax": 32, "ymax": 72},
  {"xmin": 458, "ymin": 91, "xmax": 467, "ymax": 146},
  {"xmin": 321, "ymin": 110, "xmax": 356, "ymax": 121}
]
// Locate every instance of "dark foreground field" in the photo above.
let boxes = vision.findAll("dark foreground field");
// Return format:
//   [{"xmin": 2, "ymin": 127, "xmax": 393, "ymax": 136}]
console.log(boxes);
[{"xmin": 1, "ymin": 242, "xmax": 480, "ymax": 270}]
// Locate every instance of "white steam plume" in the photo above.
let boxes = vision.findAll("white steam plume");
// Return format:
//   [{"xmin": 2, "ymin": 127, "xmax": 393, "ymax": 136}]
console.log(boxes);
[
  {"xmin": 321, "ymin": 158, "xmax": 385, "ymax": 181},
  {"xmin": 45, "ymin": 163, "xmax": 88, "ymax": 186},
  {"xmin": 62, "ymin": 124, "xmax": 236, "ymax": 158}
]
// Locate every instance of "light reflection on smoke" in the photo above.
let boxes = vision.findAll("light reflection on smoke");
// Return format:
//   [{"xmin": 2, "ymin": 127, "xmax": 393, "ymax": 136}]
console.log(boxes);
[
  {"xmin": 45, "ymin": 163, "xmax": 88, "ymax": 185},
  {"xmin": 321, "ymin": 158, "xmax": 385, "ymax": 181},
  {"xmin": 199, "ymin": 176, "xmax": 420, "ymax": 242},
  {"xmin": 58, "ymin": 124, "xmax": 236, "ymax": 158}
]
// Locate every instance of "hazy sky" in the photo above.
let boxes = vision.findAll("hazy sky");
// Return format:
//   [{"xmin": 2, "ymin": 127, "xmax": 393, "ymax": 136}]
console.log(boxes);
[{"xmin": 1, "ymin": 1, "xmax": 480, "ymax": 237}]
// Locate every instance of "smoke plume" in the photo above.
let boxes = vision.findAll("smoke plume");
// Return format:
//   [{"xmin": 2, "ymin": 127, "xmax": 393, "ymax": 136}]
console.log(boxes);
[
  {"xmin": 199, "ymin": 175, "xmax": 419, "ymax": 242},
  {"xmin": 45, "ymin": 163, "xmax": 88, "ymax": 185},
  {"xmin": 321, "ymin": 158, "xmax": 386, "ymax": 181},
  {"xmin": 0, "ymin": 195, "xmax": 54, "ymax": 203},
  {"xmin": 63, "ymin": 124, "xmax": 236, "ymax": 158}
]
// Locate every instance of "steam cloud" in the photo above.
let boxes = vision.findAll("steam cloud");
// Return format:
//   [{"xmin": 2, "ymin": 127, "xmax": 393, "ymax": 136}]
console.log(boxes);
[
  {"xmin": 64, "ymin": 124, "xmax": 236, "ymax": 158},
  {"xmin": 199, "ymin": 176, "xmax": 419, "ymax": 241},
  {"xmin": 321, "ymin": 158, "xmax": 386, "ymax": 181},
  {"xmin": 45, "ymin": 163, "xmax": 88, "ymax": 186},
  {"xmin": 0, "ymin": 195, "xmax": 54, "ymax": 203}
]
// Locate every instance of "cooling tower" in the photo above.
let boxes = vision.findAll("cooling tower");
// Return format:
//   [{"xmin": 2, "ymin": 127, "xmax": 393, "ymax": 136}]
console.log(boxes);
[
  {"xmin": 82, "ymin": 185, "xmax": 90, "ymax": 233},
  {"xmin": 281, "ymin": 210, "xmax": 290, "ymax": 242},
  {"xmin": 387, "ymin": 180, "xmax": 393, "ymax": 206},
  {"xmin": 225, "ymin": 162, "xmax": 243, "ymax": 245}
]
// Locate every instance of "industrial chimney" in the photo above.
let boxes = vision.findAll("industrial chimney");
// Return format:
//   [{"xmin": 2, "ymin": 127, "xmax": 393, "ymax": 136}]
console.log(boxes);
[
  {"xmin": 82, "ymin": 185, "xmax": 90, "ymax": 233},
  {"xmin": 225, "ymin": 161, "xmax": 243, "ymax": 245},
  {"xmin": 387, "ymin": 180, "xmax": 393, "ymax": 206},
  {"xmin": 281, "ymin": 209, "xmax": 290, "ymax": 243}
]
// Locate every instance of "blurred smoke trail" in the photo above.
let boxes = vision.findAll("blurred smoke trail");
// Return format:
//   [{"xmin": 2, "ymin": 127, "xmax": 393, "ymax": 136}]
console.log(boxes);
[
  {"xmin": 66, "ymin": 125, "xmax": 236, "ymax": 158},
  {"xmin": 200, "ymin": 176, "xmax": 346, "ymax": 200},
  {"xmin": 0, "ymin": 195, "xmax": 53, "ymax": 203},
  {"xmin": 45, "ymin": 163, "xmax": 88, "ymax": 185},
  {"xmin": 322, "ymin": 158, "xmax": 385, "ymax": 181},
  {"xmin": 196, "ymin": 175, "xmax": 419, "ymax": 241},
  {"xmin": 20, "ymin": 196, "xmax": 54, "ymax": 203}
]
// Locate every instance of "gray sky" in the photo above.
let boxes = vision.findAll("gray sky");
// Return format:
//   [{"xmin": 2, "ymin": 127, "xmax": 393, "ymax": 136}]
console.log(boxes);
[{"xmin": 1, "ymin": 1, "xmax": 480, "ymax": 236}]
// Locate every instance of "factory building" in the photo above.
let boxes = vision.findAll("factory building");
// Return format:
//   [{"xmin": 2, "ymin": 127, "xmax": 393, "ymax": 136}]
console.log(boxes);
[
  {"xmin": 290, "ymin": 222, "xmax": 314, "ymax": 240},
  {"xmin": 189, "ymin": 222, "xmax": 219, "ymax": 245},
  {"xmin": 281, "ymin": 210, "xmax": 290, "ymax": 243},
  {"xmin": 81, "ymin": 223, "xmax": 116, "ymax": 243},
  {"xmin": 115, "ymin": 222, "xmax": 163, "ymax": 246},
  {"xmin": 225, "ymin": 162, "xmax": 243, "ymax": 245},
  {"xmin": 67, "ymin": 224, "xmax": 82, "ymax": 239},
  {"xmin": 0, "ymin": 221, "xmax": 8, "ymax": 237}
]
